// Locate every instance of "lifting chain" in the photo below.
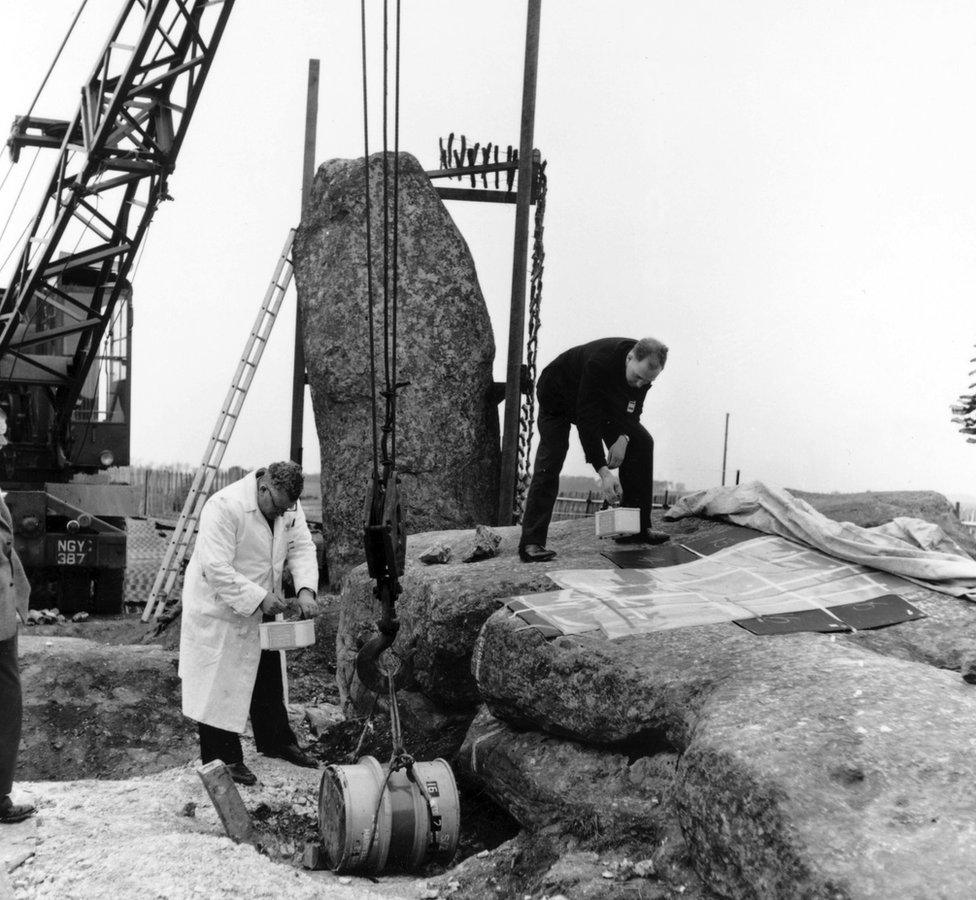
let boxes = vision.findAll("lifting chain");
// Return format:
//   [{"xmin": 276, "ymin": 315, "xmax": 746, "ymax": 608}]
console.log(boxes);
[{"xmin": 513, "ymin": 159, "xmax": 548, "ymax": 523}]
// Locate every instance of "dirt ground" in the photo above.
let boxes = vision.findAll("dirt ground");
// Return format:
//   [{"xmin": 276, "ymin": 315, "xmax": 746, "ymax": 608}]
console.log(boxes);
[
  {"xmin": 9, "ymin": 592, "xmax": 522, "ymax": 899},
  {"xmin": 1, "ymin": 755, "xmax": 426, "ymax": 900}
]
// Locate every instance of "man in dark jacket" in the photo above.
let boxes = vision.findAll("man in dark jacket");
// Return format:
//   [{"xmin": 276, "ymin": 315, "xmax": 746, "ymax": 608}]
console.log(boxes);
[
  {"xmin": 519, "ymin": 337, "xmax": 670, "ymax": 562},
  {"xmin": 0, "ymin": 411, "xmax": 35, "ymax": 823}
]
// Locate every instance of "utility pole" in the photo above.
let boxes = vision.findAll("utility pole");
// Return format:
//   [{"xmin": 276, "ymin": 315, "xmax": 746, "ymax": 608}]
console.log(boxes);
[
  {"xmin": 721, "ymin": 413, "xmax": 730, "ymax": 486},
  {"xmin": 497, "ymin": 0, "xmax": 542, "ymax": 525},
  {"xmin": 290, "ymin": 59, "xmax": 320, "ymax": 466},
  {"xmin": 283, "ymin": 59, "xmax": 319, "ymax": 704}
]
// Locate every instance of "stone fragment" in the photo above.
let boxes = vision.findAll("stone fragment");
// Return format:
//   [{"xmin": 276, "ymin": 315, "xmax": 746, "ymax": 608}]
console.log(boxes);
[
  {"xmin": 419, "ymin": 544, "xmax": 452, "ymax": 565},
  {"xmin": 302, "ymin": 842, "xmax": 325, "ymax": 870},
  {"xmin": 303, "ymin": 703, "xmax": 344, "ymax": 737},
  {"xmin": 460, "ymin": 525, "xmax": 502, "ymax": 564},
  {"xmin": 295, "ymin": 151, "xmax": 500, "ymax": 576}
]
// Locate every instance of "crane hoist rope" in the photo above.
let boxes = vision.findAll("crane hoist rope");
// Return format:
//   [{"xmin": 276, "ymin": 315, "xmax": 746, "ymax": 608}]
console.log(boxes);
[
  {"xmin": 355, "ymin": 0, "xmax": 409, "ymax": 703},
  {"xmin": 351, "ymin": 7, "xmax": 446, "ymax": 846}
]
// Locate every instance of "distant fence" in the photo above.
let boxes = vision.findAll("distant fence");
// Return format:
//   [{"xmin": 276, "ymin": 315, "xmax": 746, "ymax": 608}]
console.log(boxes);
[
  {"xmin": 111, "ymin": 466, "xmax": 239, "ymax": 518},
  {"xmin": 552, "ymin": 489, "xmax": 673, "ymax": 522},
  {"xmin": 108, "ymin": 466, "xmax": 323, "ymax": 521}
]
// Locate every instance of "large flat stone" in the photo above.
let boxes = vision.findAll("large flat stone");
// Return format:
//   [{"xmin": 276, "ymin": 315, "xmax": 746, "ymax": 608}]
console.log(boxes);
[
  {"xmin": 337, "ymin": 492, "xmax": 976, "ymax": 714},
  {"xmin": 473, "ymin": 609, "xmax": 976, "ymax": 898},
  {"xmin": 335, "ymin": 518, "xmax": 604, "ymax": 712}
]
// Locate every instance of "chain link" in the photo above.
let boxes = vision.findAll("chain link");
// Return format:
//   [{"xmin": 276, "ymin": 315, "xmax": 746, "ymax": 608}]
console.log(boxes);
[{"xmin": 513, "ymin": 160, "xmax": 547, "ymax": 523}]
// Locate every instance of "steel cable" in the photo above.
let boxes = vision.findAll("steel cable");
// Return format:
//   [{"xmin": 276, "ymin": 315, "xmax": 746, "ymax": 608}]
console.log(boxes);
[
  {"xmin": 23, "ymin": 0, "xmax": 89, "ymax": 121},
  {"xmin": 360, "ymin": 0, "xmax": 380, "ymax": 476}
]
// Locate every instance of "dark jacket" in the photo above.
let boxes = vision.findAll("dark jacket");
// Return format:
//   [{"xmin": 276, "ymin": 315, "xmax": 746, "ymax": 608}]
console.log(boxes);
[
  {"xmin": 537, "ymin": 337, "xmax": 649, "ymax": 471},
  {"xmin": 0, "ymin": 493, "xmax": 30, "ymax": 642}
]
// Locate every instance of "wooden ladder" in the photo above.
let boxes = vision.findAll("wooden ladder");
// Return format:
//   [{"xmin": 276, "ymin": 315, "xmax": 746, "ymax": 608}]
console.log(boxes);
[{"xmin": 142, "ymin": 229, "xmax": 297, "ymax": 622}]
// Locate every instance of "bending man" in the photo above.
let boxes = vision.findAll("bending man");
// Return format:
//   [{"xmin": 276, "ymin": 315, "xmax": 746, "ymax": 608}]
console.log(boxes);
[
  {"xmin": 179, "ymin": 461, "xmax": 319, "ymax": 784},
  {"xmin": 519, "ymin": 337, "xmax": 670, "ymax": 562}
]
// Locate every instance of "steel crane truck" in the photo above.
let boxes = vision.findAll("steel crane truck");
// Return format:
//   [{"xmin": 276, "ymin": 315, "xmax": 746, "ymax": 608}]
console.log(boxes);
[{"xmin": 0, "ymin": 0, "xmax": 236, "ymax": 613}]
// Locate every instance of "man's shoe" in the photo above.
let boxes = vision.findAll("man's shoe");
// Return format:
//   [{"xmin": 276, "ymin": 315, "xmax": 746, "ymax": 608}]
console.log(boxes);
[
  {"xmin": 266, "ymin": 743, "xmax": 318, "ymax": 768},
  {"xmin": 0, "ymin": 796, "xmax": 35, "ymax": 824},
  {"xmin": 614, "ymin": 528, "xmax": 671, "ymax": 546},
  {"xmin": 226, "ymin": 762, "xmax": 257, "ymax": 786},
  {"xmin": 519, "ymin": 544, "xmax": 557, "ymax": 563}
]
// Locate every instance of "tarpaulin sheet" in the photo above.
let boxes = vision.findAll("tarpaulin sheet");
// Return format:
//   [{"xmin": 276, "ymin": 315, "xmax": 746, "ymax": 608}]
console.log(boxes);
[
  {"xmin": 504, "ymin": 534, "xmax": 919, "ymax": 639},
  {"xmin": 664, "ymin": 481, "xmax": 976, "ymax": 600}
]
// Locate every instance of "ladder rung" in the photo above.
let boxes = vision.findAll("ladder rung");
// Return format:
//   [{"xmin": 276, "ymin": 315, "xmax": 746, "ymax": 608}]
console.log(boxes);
[{"xmin": 143, "ymin": 227, "xmax": 296, "ymax": 624}]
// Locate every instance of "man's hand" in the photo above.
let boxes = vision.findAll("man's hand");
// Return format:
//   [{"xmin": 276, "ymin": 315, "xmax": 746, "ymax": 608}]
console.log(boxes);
[
  {"xmin": 292, "ymin": 589, "xmax": 319, "ymax": 620},
  {"xmin": 598, "ymin": 467, "xmax": 623, "ymax": 505},
  {"xmin": 607, "ymin": 434, "xmax": 629, "ymax": 469},
  {"xmin": 260, "ymin": 592, "xmax": 288, "ymax": 616}
]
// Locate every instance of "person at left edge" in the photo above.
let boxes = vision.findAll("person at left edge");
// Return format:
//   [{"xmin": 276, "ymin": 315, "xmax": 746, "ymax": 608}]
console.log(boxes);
[
  {"xmin": 179, "ymin": 461, "xmax": 319, "ymax": 785},
  {"xmin": 0, "ymin": 409, "xmax": 36, "ymax": 824}
]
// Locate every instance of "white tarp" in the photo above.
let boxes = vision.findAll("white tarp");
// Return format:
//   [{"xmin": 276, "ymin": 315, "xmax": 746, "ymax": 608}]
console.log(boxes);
[
  {"xmin": 504, "ymin": 534, "xmax": 915, "ymax": 639},
  {"xmin": 664, "ymin": 481, "xmax": 976, "ymax": 600}
]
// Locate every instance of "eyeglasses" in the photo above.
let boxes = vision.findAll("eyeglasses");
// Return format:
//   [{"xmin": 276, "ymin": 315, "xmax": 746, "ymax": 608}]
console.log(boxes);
[{"xmin": 262, "ymin": 485, "xmax": 297, "ymax": 515}]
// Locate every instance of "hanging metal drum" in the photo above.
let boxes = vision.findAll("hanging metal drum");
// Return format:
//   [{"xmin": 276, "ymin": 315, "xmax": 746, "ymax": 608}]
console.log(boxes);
[{"xmin": 318, "ymin": 755, "xmax": 460, "ymax": 875}]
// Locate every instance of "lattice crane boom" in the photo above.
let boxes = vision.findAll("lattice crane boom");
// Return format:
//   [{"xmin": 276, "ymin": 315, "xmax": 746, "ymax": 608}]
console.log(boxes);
[{"xmin": 0, "ymin": 0, "xmax": 235, "ymax": 452}]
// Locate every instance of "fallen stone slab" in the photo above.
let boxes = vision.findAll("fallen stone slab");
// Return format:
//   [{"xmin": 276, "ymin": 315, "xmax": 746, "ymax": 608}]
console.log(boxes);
[
  {"xmin": 458, "ymin": 706, "xmax": 673, "ymax": 836},
  {"xmin": 337, "ymin": 490, "xmax": 976, "ymax": 717},
  {"xmin": 19, "ymin": 636, "xmax": 194, "ymax": 780},
  {"xmin": 336, "ymin": 517, "xmax": 606, "ymax": 713},
  {"xmin": 473, "ymin": 608, "xmax": 976, "ymax": 898}
]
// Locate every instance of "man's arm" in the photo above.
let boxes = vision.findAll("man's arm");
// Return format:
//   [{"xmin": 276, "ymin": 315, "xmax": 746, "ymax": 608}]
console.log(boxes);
[
  {"xmin": 195, "ymin": 497, "xmax": 268, "ymax": 617},
  {"xmin": 285, "ymin": 502, "xmax": 319, "ymax": 618},
  {"xmin": 576, "ymin": 362, "xmax": 614, "ymax": 471},
  {"xmin": 576, "ymin": 360, "xmax": 635, "ymax": 471}
]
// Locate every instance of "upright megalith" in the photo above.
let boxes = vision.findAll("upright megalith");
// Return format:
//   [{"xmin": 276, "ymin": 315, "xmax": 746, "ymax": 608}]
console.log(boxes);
[{"xmin": 294, "ymin": 152, "xmax": 500, "ymax": 575}]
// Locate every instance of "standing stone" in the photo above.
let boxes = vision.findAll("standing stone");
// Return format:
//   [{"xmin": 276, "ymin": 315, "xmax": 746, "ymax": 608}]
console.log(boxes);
[{"xmin": 295, "ymin": 152, "xmax": 500, "ymax": 574}]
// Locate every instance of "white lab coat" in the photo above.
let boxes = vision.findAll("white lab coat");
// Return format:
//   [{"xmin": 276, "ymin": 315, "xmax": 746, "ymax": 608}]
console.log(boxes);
[{"xmin": 178, "ymin": 470, "xmax": 318, "ymax": 732}]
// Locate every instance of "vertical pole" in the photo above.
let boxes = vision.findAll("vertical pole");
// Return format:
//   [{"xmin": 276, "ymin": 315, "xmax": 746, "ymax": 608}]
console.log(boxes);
[
  {"xmin": 497, "ymin": 0, "xmax": 543, "ymax": 525},
  {"xmin": 289, "ymin": 59, "xmax": 320, "ymax": 467},
  {"xmin": 721, "ymin": 413, "xmax": 730, "ymax": 486},
  {"xmin": 284, "ymin": 58, "xmax": 320, "ymax": 707},
  {"xmin": 735, "ymin": 468, "xmax": 741, "ymax": 485}
]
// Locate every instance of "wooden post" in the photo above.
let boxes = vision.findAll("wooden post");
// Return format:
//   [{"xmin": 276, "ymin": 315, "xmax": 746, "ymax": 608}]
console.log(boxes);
[
  {"xmin": 197, "ymin": 760, "xmax": 259, "ymax": 845},
  {"xmin": 284, "ymin": 58, "xmax": 320, "ymax": 706},
  {"xmin": 497, "ymin": 0, "xmax": 543, "ymax": 525},
  {"xmin": 721, "ymin": 413, "xmax": 730, "ymax": 486},
  {"xmin": 290, "ymin": 58, "xmax": 320, "ymax": 467}
]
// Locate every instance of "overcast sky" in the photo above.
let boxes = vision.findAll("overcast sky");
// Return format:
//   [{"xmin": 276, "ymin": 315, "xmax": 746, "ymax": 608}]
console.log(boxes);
[{"xmin": 2, "ymin": 1, "xmax": 976, "ymax": 501}]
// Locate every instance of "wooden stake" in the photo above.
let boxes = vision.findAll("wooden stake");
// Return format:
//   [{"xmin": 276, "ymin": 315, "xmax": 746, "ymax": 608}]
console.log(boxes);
[
  {"xmin": 197, "ymin": 760, "xmax": 259, "ymax": 846},
  {"xmin": 289, "ymin": 58, "xmax": 320, "ymax": 468}
]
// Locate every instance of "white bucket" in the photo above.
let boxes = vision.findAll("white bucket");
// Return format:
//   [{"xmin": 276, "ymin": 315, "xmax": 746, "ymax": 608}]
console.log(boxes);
[
  {"xmin": 258, "ymin": 618, "xmax": 315, "ymax": 651},
  {"xmin": 594, "ymin": 506, "xmax": 640, "ymax": 538}
]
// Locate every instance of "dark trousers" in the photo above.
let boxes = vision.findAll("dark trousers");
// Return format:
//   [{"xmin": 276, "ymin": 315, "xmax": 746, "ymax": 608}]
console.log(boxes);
[
  {"xmin": 197, "ymin": 648, "xmax": 296, "ymax": 765},
  {"xmin": 520, "ymin": 408, "xmax": 656, "ymax": 549},
  {"xmin": 0, "ymin": 635, "xmax": 21, "ymax": 798}
]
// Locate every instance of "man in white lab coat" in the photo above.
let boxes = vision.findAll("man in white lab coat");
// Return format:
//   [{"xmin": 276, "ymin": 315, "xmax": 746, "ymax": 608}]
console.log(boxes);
[{"xmin": 179, "ymin": 461, "xmax": 319, "ymax": 785}]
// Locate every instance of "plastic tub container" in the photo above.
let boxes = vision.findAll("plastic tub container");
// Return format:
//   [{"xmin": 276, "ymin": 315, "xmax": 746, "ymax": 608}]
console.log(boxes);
[
  {"xmin": 594, "ymin": 506, "xmax": 640, "ymax": 538},
  {"xmin": 257, "ymin": 618, "xmax": 315, "ymax": 650}
]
